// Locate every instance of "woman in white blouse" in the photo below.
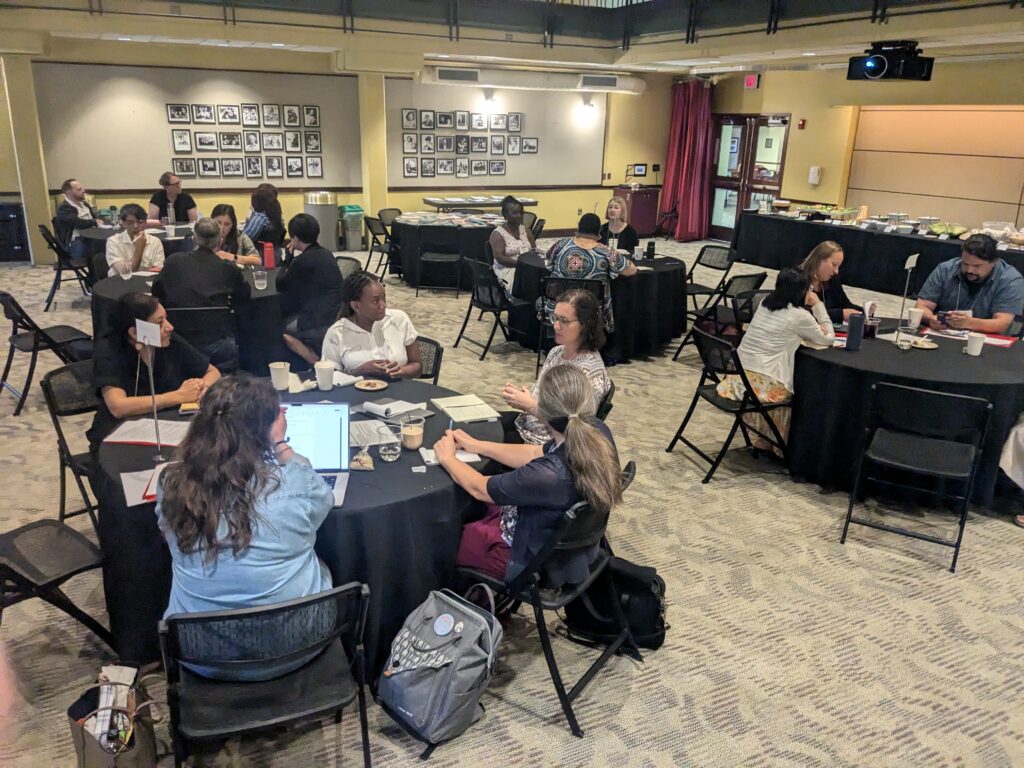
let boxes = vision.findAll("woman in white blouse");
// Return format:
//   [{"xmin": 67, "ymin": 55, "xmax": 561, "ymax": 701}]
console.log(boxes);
[
  {"xmin": 320, "ymin": 272, "xmax": 423, "ymax": 379},
  {"xmin": 716, "ymin": 268, "xmax": 834, "ymax": 454}
]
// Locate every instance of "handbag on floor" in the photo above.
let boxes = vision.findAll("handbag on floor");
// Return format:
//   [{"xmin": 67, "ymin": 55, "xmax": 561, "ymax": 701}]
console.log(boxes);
[
  {"xmin": 377, "ymin": 585, "xmax": 503, "ymax": 758},
  {"xmin": 66, "ymin": 673, "xmax": 161, "ymax": 768}
]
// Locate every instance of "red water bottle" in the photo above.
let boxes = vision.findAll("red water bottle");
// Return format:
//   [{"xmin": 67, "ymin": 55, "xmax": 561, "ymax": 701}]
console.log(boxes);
[{"xmin": 262, "ymin": 241, "xmax": 275, "ymax": 269}]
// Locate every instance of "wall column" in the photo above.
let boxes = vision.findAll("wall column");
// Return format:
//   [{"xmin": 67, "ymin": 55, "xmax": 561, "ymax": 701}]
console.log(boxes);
[
  {"xmin": 356, "ymin": 73, "xmax": 388, "ymax": 217},
  {"xmin": 2, "ymin": 55, "xmax": 51, "ymax": 265}
]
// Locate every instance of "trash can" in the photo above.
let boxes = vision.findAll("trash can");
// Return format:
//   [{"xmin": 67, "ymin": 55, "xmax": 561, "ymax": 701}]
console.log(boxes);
[
  {"xmin": 304, "ymin": 191, "xmax": 340, "ymax": 249},
  {"xmin": 341, "ymin": 204, "xmax": 364, "ymax": 252}
]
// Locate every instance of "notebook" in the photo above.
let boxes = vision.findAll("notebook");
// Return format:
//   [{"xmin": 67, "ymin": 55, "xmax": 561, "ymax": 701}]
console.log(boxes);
[
  {"xmin": 283, "ymin": 402, "xmax": 350, "ymax": 506},
  {"xmin": 431, "ymin": 394, "xmax": 500, "ymax": 423}
]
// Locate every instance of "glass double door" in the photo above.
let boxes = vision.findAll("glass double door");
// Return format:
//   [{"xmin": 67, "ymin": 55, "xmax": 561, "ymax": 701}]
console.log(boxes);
[{"xmin": 708, "ymin": 114, "xmax": 790, "ymax": 241}]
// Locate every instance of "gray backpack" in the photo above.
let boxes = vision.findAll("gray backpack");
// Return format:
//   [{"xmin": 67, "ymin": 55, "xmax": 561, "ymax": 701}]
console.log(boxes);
[{"xmin": 378, "ymin": 586, "xmax": 502, "ymax": 753}]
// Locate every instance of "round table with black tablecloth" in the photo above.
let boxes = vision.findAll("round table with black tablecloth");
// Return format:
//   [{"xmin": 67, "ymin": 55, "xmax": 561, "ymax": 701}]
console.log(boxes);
[
  {"xmin": 90, "ymin": 269, "xmax": 286, "ymax": 376},
  {"xmin": 789, "ymin": 333, "xmax": 1024, "ymax": 506},
  {"xmin": 89, "ymin": 378, "xmax": 503, "ymax": 672},
  {"xmin": 508, "ymin": 251, "xmax": 687, "ymax": 362},
  {"xmin": 391, "ymin": 221, "xmax": 495, "ymax": 288},
  {"xmin": 78, "ymin": 227, "xmax": 193, "ymax": 281}
]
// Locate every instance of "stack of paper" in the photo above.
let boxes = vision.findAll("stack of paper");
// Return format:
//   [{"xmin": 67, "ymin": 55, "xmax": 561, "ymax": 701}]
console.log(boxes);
[
  {"xmin": 431, "ymin": 395, "xmax": 500, "ymax": 423},
  {"xmin": 419, "ymin": 447, "xmax": 481, "ymax": 465},
  {"xmin": 363, "ymin": 400, "xmax": 425, "ymax": 419},
  {"xmin": 104, "ymin": 419, "xmax": 190, "ymax": 446}
]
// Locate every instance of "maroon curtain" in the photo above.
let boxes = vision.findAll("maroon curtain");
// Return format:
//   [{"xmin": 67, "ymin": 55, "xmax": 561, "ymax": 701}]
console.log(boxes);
[{"xmin": 661, "ymin": 79, "xmax": 714, "ymax": 242}]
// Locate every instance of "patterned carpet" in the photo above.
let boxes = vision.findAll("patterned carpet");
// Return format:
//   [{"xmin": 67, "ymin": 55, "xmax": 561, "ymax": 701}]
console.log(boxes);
[{"xmin": 1, "ymin": 239, "xmax": 1023, "ymax": 767}]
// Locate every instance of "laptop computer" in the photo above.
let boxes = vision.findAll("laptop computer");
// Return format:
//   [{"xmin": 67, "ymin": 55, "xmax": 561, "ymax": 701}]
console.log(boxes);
[{"xmin": 283, "ymin": 402, "xmax": 350, "ymax": 506}]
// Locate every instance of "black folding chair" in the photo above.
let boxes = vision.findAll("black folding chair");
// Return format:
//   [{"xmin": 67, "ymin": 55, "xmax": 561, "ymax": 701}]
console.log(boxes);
[
  {"xmin": 454, "ymin": 255, "xmax": 529, "ymax": 360},
  {"xmin": 666, "ymin": 328, "xmax": 789, "ymax": 483},
  {"xmin": 416, "ymin": 225, "xmax": 462, "ymax": 298},
  {"xmin": 415, "ymin": 336, "xmax": 444, "ymax": 385},
  {"xmin": 160, "ymin": 583, "xmax": 372, "ymax": 768},
  {"xmin": 532, "ymin": 217, "xmax": 546, "ymax": 241},
  {"xmin": 522, "ymin": 211, "xmax": 538, "ymax": 231},
  {"xmin": 730, "ymin": 289, "xmax": 772, "ymax": 337},
  {"xmin": 363, "ymin": 216, "xmax": 399, "ymax": 278},
  {"xmin": 336, "ymin": 254, "xmax": 362, "ymax": 280},
  {"xmin": 0, "ymin": 516, "xmax": 113, "ymax": 648},
  {"xmin": 456, "ymin": 501, "xmax": 636, "ymax": 738},
  {"xmin": 672, "ymin": 271, "xmax": 767, "ymax": 359},
  {"xmin": 377, "ymin": 207, "xmax": 402, "ymax": 237},
  {"xmin": 91, "ymin": 252, "xmax": 110, "ymax": 284},
  {"xmin": 840, "ymin": 383, "xmax": 992, "ymax": 573},
  {"xmin": 40, "ymin": 361, "xmax": 99, "ymax": 533},
  {"xmin": 39, "ymin": 224, "xmax": 92, "ymax": 311},
  {"xmin": 1, "ymin": 292, "xmax": 92, "ymax": 415},
  {"xmin": 685, "ymin": 244, "xmax": 734, "ymax": 314},
  {"xmin": 596, "ymin": 379, "xmax": 616, "ymax": 421},
  {"xmin": 536, "ymin": 276, "xmax": 606, "ymax": 374}
]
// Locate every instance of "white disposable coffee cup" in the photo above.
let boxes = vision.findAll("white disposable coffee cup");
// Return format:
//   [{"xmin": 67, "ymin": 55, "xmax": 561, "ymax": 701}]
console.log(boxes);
[
  {"xmin": 269, "ymin": 361, "xmax": 290, "ymax": 390},
  {"xmin": 314, "ymin": 360, "xmax": 335, "ymax": 391},
  {"xmin": 906, "ymin": 307, "xmax": 923, "ymax": 327},
  {"xmin": 964, "ymin": 332, "xmax": 985, "ymax": 357}
]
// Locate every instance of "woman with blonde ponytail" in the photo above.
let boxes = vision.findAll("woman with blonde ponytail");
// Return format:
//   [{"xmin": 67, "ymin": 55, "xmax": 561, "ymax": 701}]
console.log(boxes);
[{"xmin": 434, "ymin": 364, "xmax": 622, "ymax": 587}]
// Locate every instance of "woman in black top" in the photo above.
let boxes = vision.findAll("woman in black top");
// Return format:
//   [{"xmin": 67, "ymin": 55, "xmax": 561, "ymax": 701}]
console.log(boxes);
[
  {"xmin": 87, "ymin": 293, "xmax": 220, "ymax": 449},
  {"xmin": 800, "ymin": 240, "xmax": 860, "ymax": 323},
  {"xmin": 598, "ymin": 196, "xmax": 639, "ymax": 256},
  {"xmin": 148, "ymin": 172, "xmax": 198, "ymax": 223}
]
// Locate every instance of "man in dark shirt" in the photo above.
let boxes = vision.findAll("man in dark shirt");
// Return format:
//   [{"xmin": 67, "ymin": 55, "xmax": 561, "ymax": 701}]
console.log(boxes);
[
  {"xmin": 148, "ymin": 171, "xmax": 198, "ymax": 223},
  {"xmin": 55, "ymin": 178, "xmax": 100, "ymax": 260},
  {"xmin": 277, "ymin": 213, "xmax": 342, "ymax": 364},
  {"xmin": 152, "ymin": 217, "xmax": 250, "ymax": 373}
]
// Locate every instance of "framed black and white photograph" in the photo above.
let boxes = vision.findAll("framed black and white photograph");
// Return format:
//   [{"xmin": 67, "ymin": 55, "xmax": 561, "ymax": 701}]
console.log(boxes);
[
  {"xmin": 507, "ymin": 135, "xmax": 521, "ymax": 155},
  {"xmin": 303, "ymin": 105, "xmax": 320, "ymax": 128},
  {"xmin": 403, "ymin": 133, "xmax": 418, "ymax": 154},
  {"xmin": 195, "ymin": 132, "xmax": 218, "ymax": 152},
  {"xmin": 304, "ymin": 131, "xmax": 321, "ymax": 153},
  {"xmin": 222, "ymin": 158, "xmax": 244, "ymax": 177},
  {"xmin": 490, "ymin": 135, "xmax": 505, "ymax": 155},
  {"xmin": 436, "ymin": 136, "xmax": 454, "ymax": 153},
  {"xmin": 198, "ymin": 158, "xmax": 220, "ymax": 177},
  {"xmin": 265, "ymin": 155, "xmax": 283, "ymax": 178},
  {"xmin": 172, "ymin": 158, "xmax": 196, "ymax": 178},
  {"xmin": 471, "ymin": 113, "xmax": 486, "ymax": 130},
  {"xmin": 192, "ymin": 104, "xmax": 215, "ymax": 124},
  {"xmin": 286, "ymin": 156, "xmax": 304, "ymax": 178},
  {"xmin": 217, "ymin": 105, "xmax": 240, "ymax": 124},
  {"xmin": 285, "ymin": 131, "xmax": 302, "ymax": 153},
  {"xmin": 456, "ymin": 157, "xmax": 469, "ymax": 178},
  {"xmin": 488, "ymin": 159, "xmax": 506, "ymax": 176},
  {"xmin": 489, "ymin": 113, "xmax": 507, "ymax": 131},
  {"xmin": 470, "ymin": 136, "xmax": 488, "ymax": 153},
  {"xmin": 219, "ymin": 132, "xmax": 242, "ymax": 151},
  {"xmin": 166, "ymin": 104, "xmax": 190, "ymax": 123},
  {"xmin": 522, "ymin": 137, "xmax": 539, "ymax": 153},
  {"xmin": 419, "ymin": 110, "xmax": 434, "ymax": 130},
  {"xmin": 283, "ymin": 105, "xmax": 300, "ymax": 127},
  {"xmin": 401, "ymin": 108, "xmax": 417, "ymax": 130},
  {"xmin": 471, "ymin": 159, "xmax": 487, "ymax": 176},
  {"xmin": 245, "ymin": 156, "xmax": 263, "ymax": 178},
  {"xmin": 262, "ymin": 104, "xmax": 281, "ymax": 127},
  {"xmin": 420, "ymin": 134, "xmax": 435, "ymax": 154},
  {"xmin": 420, "ymin": 158, "xmax": 436, "ymax": 178},
  {"xmin": 241, "ymin": 103, "xmax": 260, "ymax": 127},
  {"xmin": 436, "ymin": 112, "xmax": 454, "ymax": 129},
  {"xmin": 262, "ymin": 132, "xmax": 284, "ymax": 151},
  {"xmin": 508, "ymin": 112, "xmax": 523, "ymax": 132},
  {"xmin": 455, "ymin": 135, "xmax": 470, "ymax": 155},
  {"xmin": 243, "ymin": 131, "xmax": 261, "ymax": 153},
  {"xmin": 437, "ymin": 158, "xmax": 454, "ymax": 175},
  {"xmin": 455, "ymin": 111, "xmax": 469, "ymax": 131},
  {"xmin": 171, "ymin": 130, "xmax": 192, "ymax": 153},
  {"xmin": 306, "ymin": 156, "xmax": 323, "ymax": 178},
  {"xmin": 403, "ymin": 157, "xmax": 418, "ymax": 178}
]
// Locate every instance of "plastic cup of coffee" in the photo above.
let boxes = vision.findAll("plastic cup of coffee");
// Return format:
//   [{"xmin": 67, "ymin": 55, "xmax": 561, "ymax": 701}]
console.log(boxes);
[
  {"xmin": 401, "ymin": 417, "xmax": 425, "ymax": 450},
  {"xmin": 314, "ymin": 361, "xmax": 335, "ymax": 391},
  {"xmin": 269, "ymin": 362, "xmax": 290, "ymax": 390},
  {"xmin": 964, "ymin": 332, "xmax": 985, "ymax": 357},
  {"xmin": 906, "ymin": 307, "xmax": 923, "ymax": 328}
]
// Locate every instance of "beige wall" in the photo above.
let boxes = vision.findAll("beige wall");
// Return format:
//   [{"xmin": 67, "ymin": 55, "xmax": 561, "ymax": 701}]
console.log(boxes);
[
  {"xmin": 0, "ymin": 72, "xmax": 19, "ymax": 195},
  {"xmin": 602, "ymin": 74, "xmax": 672, "ymax": 187}
]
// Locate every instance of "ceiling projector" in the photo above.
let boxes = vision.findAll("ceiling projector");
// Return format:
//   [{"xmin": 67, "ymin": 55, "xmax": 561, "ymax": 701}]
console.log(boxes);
[{"xmin": 848, "ymin": 40, "xmax": 934, "ymax": 81}]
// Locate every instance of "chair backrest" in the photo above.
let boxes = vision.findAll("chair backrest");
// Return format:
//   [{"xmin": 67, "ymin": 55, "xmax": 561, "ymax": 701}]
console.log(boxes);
[
  {"xmin": 364, "ymin": 215, "xmax": 388, "ymax": 241},
  {"xmin": 0, "ymin": 291, "xmax": 41, "ymax": 336},
  {"xmin": 419, "ymin": 225, "xmax": 460, "ymax": 254},
  {"xmin": 695, "ymin": 244, "xmax": 733, "ymax": 271},
  {"xmin": 596, "ymin": 379, "xmax": 615, "ymax": 421},
  {"xmin": 532, "ymin": 218, "xmax": 546, "ymax": 240},
  {"xmin": 38, "ymin": 223, "xmax": 71, "ymax": 262},
  {"xmin": 40, "ymin": 360, "xmax": 98, "ymax": 418},
  {"xmin": 869, "ymin": 383, "xmax": 992, "ymax": 446},
  {"xmin": 691, "ymin": 327, "xmax": 740, "ymax": 377},
  {"xmin": 731, "ymin": 289, "xmax": 772, "ymax": 326},
  {"xmin": 463, "ymin": 257, "xmax": 509, "ymax": 311},
  {"xmin": 722, "ymin": 271, "xmax": 768, "ymax": 300},
  {"xmin": 522, "ymin": 211, "xmax": 538, "ymax": 230},
  {"xmin": 540, "ymin": 276, "xmax": 606, "ymax": 309},
  {"xmin": 416, "ymin": 336, "xmax": 444, "ymax": 385},
  {"xmin": 160, "ymin": 582, "xmax": 369, "ymax": 683},
  {"xmin": 620, "ymin": 460, "xmax": 636, "ymax": 493},
  {"xmin": 477, "ymin": 239, "xmax": 495, "ymax": 266},
  {"xmin": 336, "ymin": 255, "xmax": 362, "ymax": 279},
  {"xmin": 91, "ymin": 252, "xmax": 110, "ymax": 283},
  {"xmin": 377, "ymin": 208, "xmax": 402, "ymax": 227}
]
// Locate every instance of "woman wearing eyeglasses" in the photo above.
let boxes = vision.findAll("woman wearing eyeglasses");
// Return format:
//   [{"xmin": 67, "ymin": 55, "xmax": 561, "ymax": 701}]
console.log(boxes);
[{"xmin": 500, "ymin": 289, "xmax": 610, "ymax": 445}]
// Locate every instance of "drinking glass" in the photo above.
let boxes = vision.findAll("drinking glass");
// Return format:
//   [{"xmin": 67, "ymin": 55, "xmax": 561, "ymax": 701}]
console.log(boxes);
[
  {"xmin": 896, "ymin": 337, "xmax": 912, "ymax": 351},
  {"xmin": 401, "ymin": 417, "xmax": 425, "ymax": 450},
  {"xmin": 253, "ymin": 269, "xmax": 268, "ymax": 290},
  {"xmin": 377, "ymin": 425, "xmax": 402, "ymax": 462}
]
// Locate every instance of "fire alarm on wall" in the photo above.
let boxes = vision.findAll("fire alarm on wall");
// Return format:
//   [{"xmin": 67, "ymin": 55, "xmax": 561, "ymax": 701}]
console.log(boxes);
[
  {"xmin": 743, "ymin": 74, "xmax": 761, "ymax": 90},
  {"xmin": 798, "ymin": 119, "xmax": 807, "ymax": 129}
]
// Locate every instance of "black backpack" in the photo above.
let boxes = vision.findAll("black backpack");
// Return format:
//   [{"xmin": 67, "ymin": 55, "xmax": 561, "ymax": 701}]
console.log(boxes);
[{"xmin": 563, "ymin": 556, "xmax": 667, "ymax": 650}]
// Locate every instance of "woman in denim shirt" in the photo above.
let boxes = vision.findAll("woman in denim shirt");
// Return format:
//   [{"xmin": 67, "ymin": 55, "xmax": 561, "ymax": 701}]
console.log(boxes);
[{"xmin": 156, "ymin": 375, "xmax": 333, "ymax": 680}]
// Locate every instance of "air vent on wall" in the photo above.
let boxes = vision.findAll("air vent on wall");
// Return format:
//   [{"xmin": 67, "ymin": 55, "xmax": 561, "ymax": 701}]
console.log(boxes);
[
  {"xmin": 436, "ymin": 67, "xmax": 480, "ymax": 83},
  {"xmin": 579, "ymin": 74, "xmax": 618, "ymax": 89}
]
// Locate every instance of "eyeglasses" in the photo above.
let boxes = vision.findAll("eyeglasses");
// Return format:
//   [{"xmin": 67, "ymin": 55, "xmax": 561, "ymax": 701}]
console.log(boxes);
[{"xmin": 551, "ymin": 315, "xmax": 579, "ymax": 326}]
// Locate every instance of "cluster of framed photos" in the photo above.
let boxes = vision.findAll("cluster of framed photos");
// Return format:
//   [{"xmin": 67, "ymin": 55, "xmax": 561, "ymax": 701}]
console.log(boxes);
[
  {"xmin": 165, "ymin": 102, "xmax": 323, "ymax": 181},
  {"xmin": 399, "ymin": 107, "xmax": 538, "ymax": 178}
]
